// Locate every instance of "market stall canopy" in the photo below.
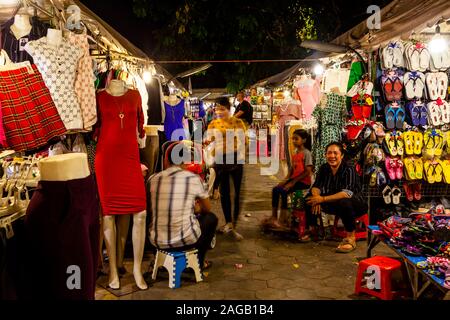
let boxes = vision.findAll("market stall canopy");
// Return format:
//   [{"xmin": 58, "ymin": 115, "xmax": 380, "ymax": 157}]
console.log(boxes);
[
  {"xmin": 252, "ymin": 51, "xmax": 328, "ymax": 87},
  {"xmin": 332, "ymin": 0, "xmax": 450, "ymax": 50},
  {"xmin": 0, "ymin": 0, "xmax": 184, "ymax": 89},
  {"xmin": 191, "ymin": 88, "xmax": 232, "ymax": 102}
]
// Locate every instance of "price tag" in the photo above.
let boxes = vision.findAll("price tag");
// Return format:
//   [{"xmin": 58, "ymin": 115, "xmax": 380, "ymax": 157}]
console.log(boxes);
[{"xmin": 366, "ymin": 97, "xmax": 374, "ymax": 105}]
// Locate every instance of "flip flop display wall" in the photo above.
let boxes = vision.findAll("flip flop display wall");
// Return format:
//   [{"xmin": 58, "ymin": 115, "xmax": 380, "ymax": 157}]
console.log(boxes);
[{"xmin": 347, "ymin": 39, "xmax": 450, "ymax": 207}]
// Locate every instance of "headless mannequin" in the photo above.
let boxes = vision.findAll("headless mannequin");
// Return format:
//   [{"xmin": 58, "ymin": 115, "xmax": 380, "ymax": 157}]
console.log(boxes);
[
  {"xmin": 10, "ymin": 14, "xmax": 32, "ymax": 40},
  {"xmin": 102, "ymin": 79, "xmax": 148, "ymax": 290},
  {"xmin": 106, "ymin": 79, "xmax": 128, "ymax": 96},
  {"xmin": 165, "ymin": 94, "xmax": 181, "ymax": 106},
  {"xmin": 40, "ymin": 153, "xmax": 90, "ymax": 181},
  {"xmin": 46, "ymin": 28, "xmax": 63, "ymax": 48}
]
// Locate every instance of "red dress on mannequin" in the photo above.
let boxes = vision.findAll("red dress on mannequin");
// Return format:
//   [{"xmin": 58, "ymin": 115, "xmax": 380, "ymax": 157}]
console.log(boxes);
[{"xmin": 95, "ymin": 89, "xmax": 146, "ymax": 215}]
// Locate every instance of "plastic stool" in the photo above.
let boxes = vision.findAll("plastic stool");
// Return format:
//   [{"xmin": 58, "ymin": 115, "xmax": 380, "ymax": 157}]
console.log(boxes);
[
  {"xmin": 354, "ymin": 256, "xmax": 402, "ymax": 300},
  {"xmin": 152, "ymin": 248, "xmax": 203, "ymax": 289},
  {"xmin": 289, "ymin": 190, "xmax": 309, "ymax": 237},
  {"xmin": 333, "ymin": 213, "xmax": 369, "ymax": 240},
  {"xmin": 291, "ymin": 209, "xmax": 306, "ymax": 237}
]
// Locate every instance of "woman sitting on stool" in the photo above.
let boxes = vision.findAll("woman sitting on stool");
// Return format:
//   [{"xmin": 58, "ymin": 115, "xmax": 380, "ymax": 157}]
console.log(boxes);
[{"xmin": 304, "ymin": 142, "xmax": 367, "ymax": 253}]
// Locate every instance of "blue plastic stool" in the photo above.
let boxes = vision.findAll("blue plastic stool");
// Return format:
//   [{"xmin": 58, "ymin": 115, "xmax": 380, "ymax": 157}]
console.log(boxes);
[{"xmin": 152, "ymin": 248, "xmax": 203, "ymax": 289}]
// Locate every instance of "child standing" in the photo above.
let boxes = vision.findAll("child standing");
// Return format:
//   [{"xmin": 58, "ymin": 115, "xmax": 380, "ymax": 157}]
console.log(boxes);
[{"xmin": 265, "ymin": 129, "xmax": 313, "ymax": 229}]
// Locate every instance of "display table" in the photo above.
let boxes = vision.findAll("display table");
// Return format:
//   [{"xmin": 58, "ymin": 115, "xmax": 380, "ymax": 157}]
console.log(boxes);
[{"xmin": 367, "ymin": 225, "xmax": 449, "ymax": 300}]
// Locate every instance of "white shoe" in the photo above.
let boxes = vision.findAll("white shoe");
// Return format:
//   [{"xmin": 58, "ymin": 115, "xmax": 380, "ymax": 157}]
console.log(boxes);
[
  {"xmin": 219, "ymin": 223, "xmax": 233, "ymax": 234},
  {"xmin": 232, "ymin": 230, "xmax": 244, "ymax": 241}
]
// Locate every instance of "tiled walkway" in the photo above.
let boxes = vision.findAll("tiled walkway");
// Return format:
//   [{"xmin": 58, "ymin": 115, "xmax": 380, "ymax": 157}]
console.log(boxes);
[{"xmin": 94, "ymin": 164, "xmax": 433, "ymax": 300}]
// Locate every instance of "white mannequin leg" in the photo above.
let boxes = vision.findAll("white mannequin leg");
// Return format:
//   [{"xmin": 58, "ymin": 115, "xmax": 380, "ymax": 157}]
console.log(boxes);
[
  {"xmin": 103, "ymin": 215, "xmax": 120, "ymax": 289},
  {"xmin": 116, "ymin": 215, "xmax": 130, "ymax": 270},
  {"xmin": 132, "ymin": 210, "xmax": 148, "ymax": 290}
]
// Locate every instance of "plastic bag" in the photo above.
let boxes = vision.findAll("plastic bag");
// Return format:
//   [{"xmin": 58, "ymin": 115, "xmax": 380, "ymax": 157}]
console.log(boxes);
[{"xmin": 72, "ymin": 134, "xmax": 87, "ymax": 154}]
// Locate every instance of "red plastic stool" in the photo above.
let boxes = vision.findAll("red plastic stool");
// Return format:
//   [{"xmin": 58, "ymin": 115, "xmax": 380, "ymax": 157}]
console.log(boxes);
[
  {"xmin": 333, "ymin": 213, "xmax": 369, "ymax": 240},
  {"xmin": 354, "ymin": 256, "xmax": 402, "ymax": 300},
  {"xmin": 291, "ymin": 209, "xmax": 306, "ymax": 237}
]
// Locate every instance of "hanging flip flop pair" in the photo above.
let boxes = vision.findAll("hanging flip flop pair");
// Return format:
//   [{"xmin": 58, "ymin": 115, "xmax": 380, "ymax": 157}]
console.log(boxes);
[
  {"xmin": 381, "ymin": 69, "xmax": 404, "ymax": 102},
  {"xmin": 384, "ymin": 103, "xmax": 405, "ymax": 130},
  {"xmin": 368, "ymin": 166, "xmax": 387, "ymax": 187},
  {"xmin": 381, "ymin": 41, "xmax": 405, "ymax": 69},
  {"xmin": 403, "ymin": 157, "xmax": 423, "ymax": 181},
  {"xmin": 403, "ymin": 131, "xmax": 423, "ymax": 156},
  {"xmin": 406, "ymin": 100, "xmax": 428, "ymax": 127},
  {"xmin": 403, "ymin": 182, "xmax": 422, "ymax": 202},
  {"xmin": 405, "ymin": 41, "xmax": 430, "ymax": 72},
  {"xmin": 424, "ymin": 129, "xmax": 444, "ymax": 157},
  {"xmin": 382, "ymin": 185, "xmax": 402, "ymax": 205},
  {"xmin": 424, "ymin": 159, "xmax": 444, "ymax": 184},
  {"xmin": 384, "ymin": 131, "xmax": 404, "ymax": 156},
  {"xmin": 404, "ymin": 71, "xmax": 425, "ymax": 100},
  {"xmin": 385, "ymin": 156, "xmax": 403, "ymax": 180}
]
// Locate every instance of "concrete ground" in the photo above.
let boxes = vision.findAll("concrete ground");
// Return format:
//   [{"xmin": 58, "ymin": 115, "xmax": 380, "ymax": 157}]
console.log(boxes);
[{"xmin": 95, "ymin": 164, "xmax": 442, "ymax": 300}]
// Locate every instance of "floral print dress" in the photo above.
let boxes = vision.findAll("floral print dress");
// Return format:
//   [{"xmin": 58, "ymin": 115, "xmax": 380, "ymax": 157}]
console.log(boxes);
[{"xmin": 312, "ymin": 93, "xmax": 347, "ymax": 173}]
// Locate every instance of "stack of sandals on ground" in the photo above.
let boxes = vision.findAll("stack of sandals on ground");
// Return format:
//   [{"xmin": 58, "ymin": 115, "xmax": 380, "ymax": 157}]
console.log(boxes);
[
  {"xmin": 361, "ymin": 39, "xmax": 450, "ymax": 206},
  {"xmin": 374, "ymin": 208, "xmax": 450, "ymax": 290}
]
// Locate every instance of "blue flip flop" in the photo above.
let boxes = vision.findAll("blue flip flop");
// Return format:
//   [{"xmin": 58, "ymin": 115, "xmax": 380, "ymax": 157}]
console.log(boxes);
[
  {"xmin": 385, "ymin": 105, "xmax": 396, "ymax": 129},
  {"xmin": 419, "ymin": 104, "xmax": 428, "ymax": 127},
  {"xmin": 407, "ymin": 102, "xmax": 421, "ymax": 126},
  {"xmin": 395, "ymin": 105, "xmax": 406, "ymax": 129}
]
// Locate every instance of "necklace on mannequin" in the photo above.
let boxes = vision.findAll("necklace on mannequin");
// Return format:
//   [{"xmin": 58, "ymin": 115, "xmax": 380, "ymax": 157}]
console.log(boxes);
[{"xmin": 112, "ymin": 98, "xmax": 125, "ymax": 129}]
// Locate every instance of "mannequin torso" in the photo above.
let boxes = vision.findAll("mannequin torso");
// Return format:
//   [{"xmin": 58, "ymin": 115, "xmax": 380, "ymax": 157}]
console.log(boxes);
[
  {"xmin": 46, "ymin": 28, "xmax": 63, "ymax": 49},
  {"xmin": 10, "ymin": 14, "xmax": 32, "ymax": 40},
  {"xmin": 39, "ymin": 153, "xmax": 90, "ymax": 181}
]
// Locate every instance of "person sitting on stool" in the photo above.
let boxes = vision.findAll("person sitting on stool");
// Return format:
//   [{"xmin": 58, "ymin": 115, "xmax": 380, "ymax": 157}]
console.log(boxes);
[
  {"xmin": 147, "ymin": 143, "xmax": 218, "ymax": 270},
  {"xmin": 304, "ymin": 142, "xmax": 367, "ymax": 253}
]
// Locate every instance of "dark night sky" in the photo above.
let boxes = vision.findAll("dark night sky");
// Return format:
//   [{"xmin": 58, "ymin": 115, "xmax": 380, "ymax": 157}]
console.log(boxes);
[{"xmin": 80, "ymin": 0, "xmax": 392, "ymax": 88}]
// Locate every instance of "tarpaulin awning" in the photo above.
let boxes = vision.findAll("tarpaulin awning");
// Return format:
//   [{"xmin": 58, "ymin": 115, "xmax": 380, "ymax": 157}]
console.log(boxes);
[
  {"xmin": 253, "ymin": 0, "xmax": 450, "ymax": 88},
  {"xmin": 252, "ymin": 51, "xmax": 329, "ymax": 87},
  {"xmin": 332, "ymin": 0, "xmax": 450, "ymax": 51},
  {"xmin": 0, "ymin": 0, "xmax": 184, "ymax": 89}
]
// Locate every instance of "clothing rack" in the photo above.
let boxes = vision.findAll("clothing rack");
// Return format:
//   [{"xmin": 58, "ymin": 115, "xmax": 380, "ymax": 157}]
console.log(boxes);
[{"xmin": 0, "ymin": 210, "xmax": 26, "ymax": 238}]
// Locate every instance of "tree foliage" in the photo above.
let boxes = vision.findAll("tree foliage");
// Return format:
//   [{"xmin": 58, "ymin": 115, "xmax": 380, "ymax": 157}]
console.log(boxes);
[
  {"xmin": 131, "ymin": 0, "xmax": 389, "ymax": 91},
  {"xmin": 131, "ymin": 0, "xmax": 331, "ymax": 92}
]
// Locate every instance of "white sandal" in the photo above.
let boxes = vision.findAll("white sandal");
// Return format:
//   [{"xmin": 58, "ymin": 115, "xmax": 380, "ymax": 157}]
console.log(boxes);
[
  {"xmin": 437, "ymin": 72, "xmax": 448, "ymax": 100},
  {"xmin": 427, "ymin": 101, "xmax": 442, "ymax": 126},
  {"xmin": 426, "ymin": 73, "xmax": 439, "ymax": 101},
  {"xmin": 419, "ymin": 47, "xmax": 430, "ymax": 72}
]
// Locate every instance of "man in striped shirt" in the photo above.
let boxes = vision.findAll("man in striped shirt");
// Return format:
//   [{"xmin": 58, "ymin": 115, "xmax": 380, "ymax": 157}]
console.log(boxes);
[
  {"xmin": 305, "ymin": 142, "xmax": 367, "ymax": 253},
  {"xmin": 148, "ymin": 144, "xmax": 218, "ymax": 270}
]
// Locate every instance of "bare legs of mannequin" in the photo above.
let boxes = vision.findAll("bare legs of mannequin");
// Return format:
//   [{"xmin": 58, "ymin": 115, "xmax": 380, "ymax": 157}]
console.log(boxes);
[
  {"xmin": 132, "ymin": 211, "xmax": 147, "ymax": 290},
  {"xmin": 103, "ymin": 210, "xmax": 148, "ymax": 290},
  {"xmin": 116, "ymin": 215, "xmax": 130, "ymax": 272},
  {"xmin": 103, "ymin": 215, "xmax": 120, "ymax": 289}
]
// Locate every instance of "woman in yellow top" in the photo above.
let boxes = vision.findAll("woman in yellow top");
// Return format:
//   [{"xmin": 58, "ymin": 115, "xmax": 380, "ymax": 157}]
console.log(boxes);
[{"xmin": 205, "ymin": 97, "xmax": 246, "ymax": 240}]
